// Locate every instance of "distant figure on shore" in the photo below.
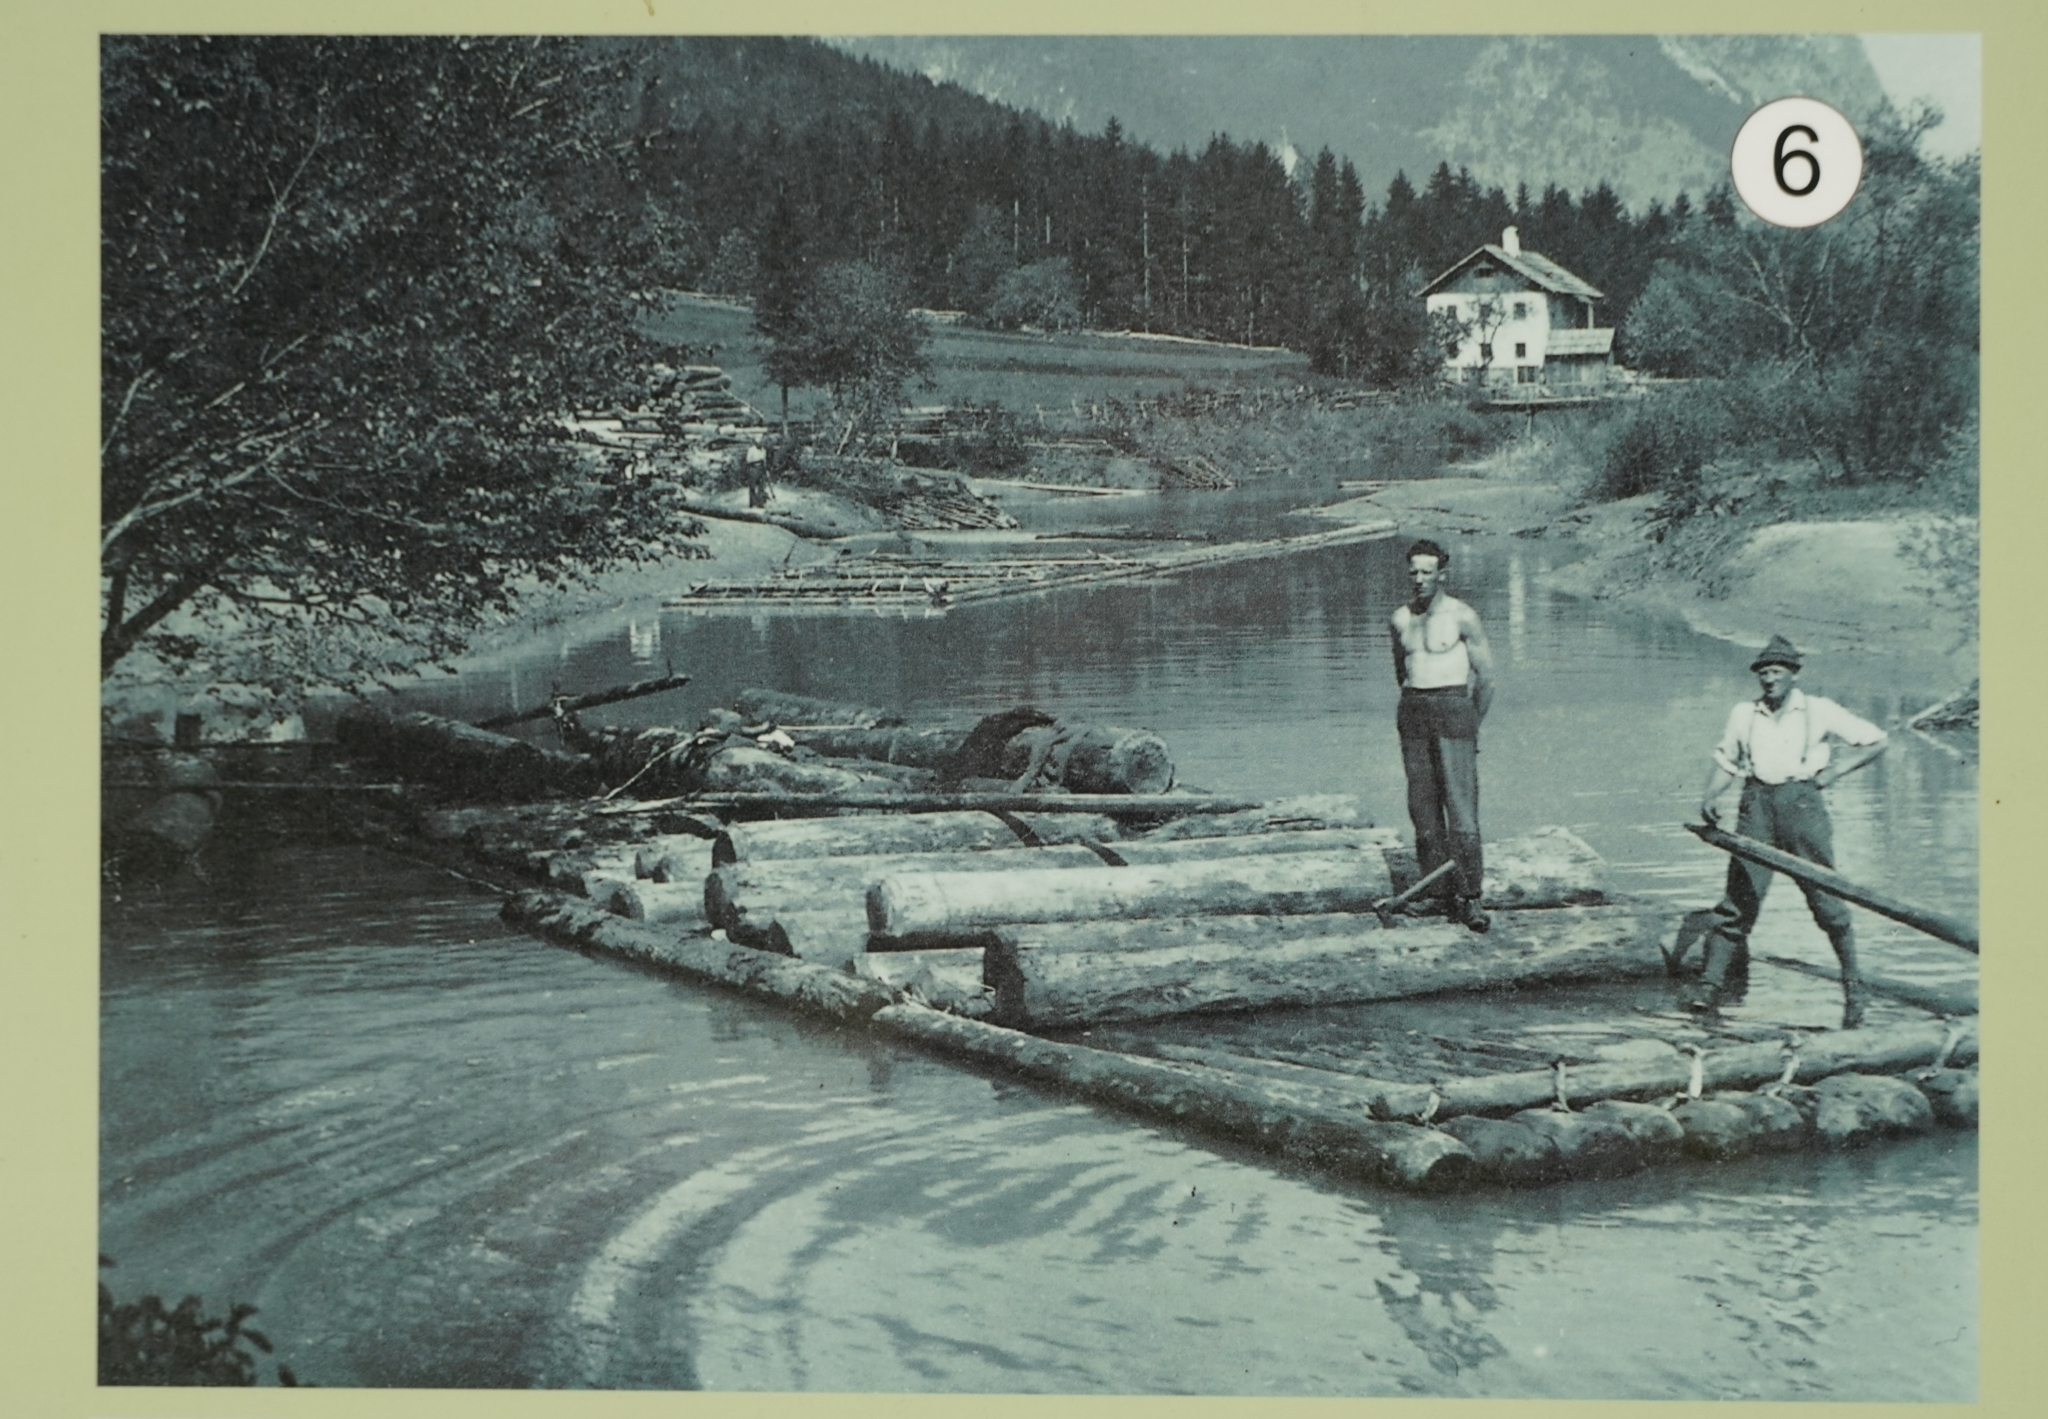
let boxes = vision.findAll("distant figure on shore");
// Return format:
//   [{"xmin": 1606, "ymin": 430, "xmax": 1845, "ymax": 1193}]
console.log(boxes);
[
  {"xmin": 1693, "ymin": 634, "xmax": 1888, "ymax": 1028},
  {"xmin": 1389, "ymin": 539, "xmax": 1495, "ymax": 932}
]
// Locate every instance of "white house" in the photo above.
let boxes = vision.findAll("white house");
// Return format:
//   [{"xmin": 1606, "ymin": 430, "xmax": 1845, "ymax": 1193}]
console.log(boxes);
[{"xmin": 1420, "ymin": 227, "xmax": 1615, "ymax": 389}]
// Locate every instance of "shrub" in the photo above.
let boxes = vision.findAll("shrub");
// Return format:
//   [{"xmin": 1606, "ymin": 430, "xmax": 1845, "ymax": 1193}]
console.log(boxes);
[
  {"xmin": 934, "ymin": 403, "xmax": 1031, "ymax": 474},
  {"xmin": 986, "ymin": 258, "xmax": 1084, "ymax": 332},
  {"xmin": 1590, "ymin": 385, "xmax": 1740, "ymax": 501},
  {"xmin": 98, "ymin": 1257, "xmax": 297, "ymax": 1387}
]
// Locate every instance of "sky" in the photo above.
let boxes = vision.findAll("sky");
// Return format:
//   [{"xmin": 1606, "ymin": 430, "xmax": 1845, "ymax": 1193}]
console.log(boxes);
[{"xmin": 1860, "ymin": 33, "xmax": 1981, "ymax": 157}]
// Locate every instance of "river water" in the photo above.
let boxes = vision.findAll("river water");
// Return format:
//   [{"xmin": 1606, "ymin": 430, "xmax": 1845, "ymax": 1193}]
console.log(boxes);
[{"xmin": 100, "ymin": 484, "xmax": 1978, "ymax": 1398}]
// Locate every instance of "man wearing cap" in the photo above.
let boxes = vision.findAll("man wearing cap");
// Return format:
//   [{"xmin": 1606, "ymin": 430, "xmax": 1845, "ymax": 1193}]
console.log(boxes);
[
  {"xmin": 1693, "ymin": 634, "xmax": 1888, "ymax": 1027},
  {"xmin": 1390, "ymin": 539, "xmax": 1495, "ymax": 932}
]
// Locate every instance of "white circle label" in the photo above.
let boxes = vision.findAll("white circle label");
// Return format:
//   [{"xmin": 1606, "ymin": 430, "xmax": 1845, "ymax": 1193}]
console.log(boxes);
[{"xmin": 1730, "ymin": 97, "xmax": 1863, "ymax": 228}]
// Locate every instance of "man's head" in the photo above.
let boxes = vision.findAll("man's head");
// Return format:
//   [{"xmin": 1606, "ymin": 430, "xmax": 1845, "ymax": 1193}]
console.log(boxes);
[
  {"xmin": 1750, "ymin": 634, "xmax": 1802, "ymax": 705},
  {"xmin": 1406, "ymin": 539, "xmax": 1450, "ymax": 600}
]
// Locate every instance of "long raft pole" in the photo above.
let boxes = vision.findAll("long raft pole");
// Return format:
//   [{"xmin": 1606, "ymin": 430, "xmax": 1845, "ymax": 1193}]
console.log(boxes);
[
  {"xmin": 1685, "ymin": 822, "xmax": 1978, "ymax": 954},
  {"xmin": 473, "ymin": 671, "xmax": 692, "ymax": 730},
  {"xmin": 595, "ymin": 791, "xmax": 1270, "ymax": 817}
]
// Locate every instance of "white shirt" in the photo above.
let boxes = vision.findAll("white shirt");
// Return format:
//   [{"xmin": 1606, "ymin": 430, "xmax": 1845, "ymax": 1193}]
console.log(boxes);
[{"xmin": 1713, "ymin": 689, "xmax": 1886, "ymax": 785}]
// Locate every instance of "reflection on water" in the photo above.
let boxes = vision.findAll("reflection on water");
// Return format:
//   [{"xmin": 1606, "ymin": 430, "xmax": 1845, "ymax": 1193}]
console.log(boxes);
[{"xmin": 104, "ymin": 502, "xmax": 1977, "ymax": 1396}]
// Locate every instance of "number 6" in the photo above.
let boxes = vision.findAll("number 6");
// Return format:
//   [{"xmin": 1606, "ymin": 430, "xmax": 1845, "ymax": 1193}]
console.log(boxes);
[{"xmin": 1774, "ymin": 124, "xmax": 1820, "ymax": 197}]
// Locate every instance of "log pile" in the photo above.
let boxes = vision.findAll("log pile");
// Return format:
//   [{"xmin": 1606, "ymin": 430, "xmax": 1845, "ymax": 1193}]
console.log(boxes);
[{"xmin": 565, "ymin": 364, "xmax": 767, "ymax": 453}]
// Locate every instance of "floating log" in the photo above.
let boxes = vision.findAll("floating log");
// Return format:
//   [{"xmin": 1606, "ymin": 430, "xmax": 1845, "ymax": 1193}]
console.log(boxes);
[
  {"xmin": 738, "ymin": 696, "xmax": 1175, "ymax": 796},
  {"xmin": 1437, "ymin": 1115, "xmax": 1569, "ymax": 1187},
  {"xmin": 713, "ymin": 809, "xmax": 1125, "ymax": 865},
  {"xmin": 1670, "ymin": 1097, "xmax": 1767, "ymax": 1160},
  {"xmin": 733, "ymin": 689, "xmax": 900, "ymax": 729},
  {"xmin": 1579, "ymin": 1098, "xmax": 1686, "ymax": 1163},
  {"xmin": 474, "ymin": 672, "xmax": 692, "ymax": 730},
  {"xmin": 1111, "ymin": 1018, "xmax": 1982, "ymax": 1127},
  {"xmin": 997, "ymin": 723, "xmax": 1175, "ymax": 795},
  {"xmin": 590, "ymin": 878, "xmax": 706, "ymax": 928},
  {"xmin": 699, "ymin": 746, "xmax": 901, "ymax": 796},
  {"xmin": 1780, "ymin": 1073, "xmax": 1937, "ymax": 1147},
  {"xmin": 1687, "ymin": 822, "xmax": 1978, "ymax": 953},
  {"xmin": 781, "ymin": 723, "xmax": 968, "ymax": 769},
  {"xmin": 595, "ymin": 791, "xmax": 1266, "ymax": 818},
  {"xmin": 1136, "ymin": 794, "xmax": 1376, "ymax": 840},
  {"xmin": 1423, "ymin": 1019, "xmax": 1978, "ymax": 1120},
  {"xmin": 982, "ymin": 906, "xmax": 1671, "ymax": 1029},
  {"xmin": 503, "ymin": 893, "xmax": 894, "ymax": 1023},
  {"xmin": 871, "ymin": 850, "xmax": 1399, "ymax": 937},
  {"xmin": 335, "ymin": 703, "xmax": 572, "ymax": 800},
  {"xmin": 850, "ymin": 949, "xmax": 990, "ymax": 1015},
  {"xmin": 1385, "ymin": 826, "xmax": 1606, "ymax": 907},
  {"xmin": 1509, "ymin": 1107, "xmax": 1645, "ymax": 1179},
  {"xmin": 713, "ymin": 829, "xmax": 1405, "ymax": 939},
  {"xmin": 1913, "ymin": 1067, "xmax": 1979, "ymax": 1128},
  {"xmin": 868, "ymin": 1002, "xmax": 1477, "ymax": 1193},
  {"xmin": 868, "ymin": 828, "xmax": 1597, "ymax": 940},
  {"xmin": 762, "ymin": 909, "xmax": 872, "ymax": 964}
]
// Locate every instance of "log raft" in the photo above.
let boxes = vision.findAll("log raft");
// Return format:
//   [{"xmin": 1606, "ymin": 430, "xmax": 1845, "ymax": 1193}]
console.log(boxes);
[{"xmin": 373, "ymin": 785, "xmax": 1976, "ymax": 1194}]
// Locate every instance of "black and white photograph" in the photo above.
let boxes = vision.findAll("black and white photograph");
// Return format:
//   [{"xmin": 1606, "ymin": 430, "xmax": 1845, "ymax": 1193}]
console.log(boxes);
[{"xmin": 83, "ymin": 24, "xmax": 1985, "ymax": 1405}]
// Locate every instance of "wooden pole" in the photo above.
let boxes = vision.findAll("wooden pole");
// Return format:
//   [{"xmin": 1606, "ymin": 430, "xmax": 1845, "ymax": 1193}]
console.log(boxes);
[
  {"xmin": 1685, "ymin": 823, "xmax": 1977, "ymax": 953},
  {"xmin": 474, "ymin": 672, "xmax": 692, "ymax": 730},
  {"xmin": 594, "ymin": 791, "xmax": 1269, "ymax": 818}
]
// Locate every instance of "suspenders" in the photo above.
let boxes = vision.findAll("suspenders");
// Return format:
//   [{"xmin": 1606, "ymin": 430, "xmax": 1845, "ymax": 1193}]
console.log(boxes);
[{"xmin": 1744, "ymin": 696, "xmax": 1822, "ymax": 783}]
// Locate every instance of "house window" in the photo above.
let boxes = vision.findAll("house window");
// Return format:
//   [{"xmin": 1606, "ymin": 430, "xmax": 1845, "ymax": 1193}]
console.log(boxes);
[
  {"xmin": 1513, "ymin": 301, "xmax": 1528, "ymax": 320},
  {"xmin": 1514, "ymin": 342, "xmax": 1527, "ymax": 358},
  {"xmin": 1478, "ymin": 343, "xmax": 1493, "ymax": 361},
  {"xmin": 1446, "ymin": 342, "xmax": 1460, "ymax": 359},
  {"xmin": 1517, "ymin": 365, "xmax": 1538, "ymax": 383}
]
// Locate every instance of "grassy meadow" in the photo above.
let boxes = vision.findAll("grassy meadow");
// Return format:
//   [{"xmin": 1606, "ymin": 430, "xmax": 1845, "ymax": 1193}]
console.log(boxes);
[{"xmin": 641, "ymin": 293, "xmax": 1314, "ymax": 426}]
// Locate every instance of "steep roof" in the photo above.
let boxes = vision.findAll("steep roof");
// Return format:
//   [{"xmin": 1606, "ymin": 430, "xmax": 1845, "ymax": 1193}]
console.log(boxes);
[{"xmin": 1419, "ymin": 244, "xmax": 1604, "ymax": 301}]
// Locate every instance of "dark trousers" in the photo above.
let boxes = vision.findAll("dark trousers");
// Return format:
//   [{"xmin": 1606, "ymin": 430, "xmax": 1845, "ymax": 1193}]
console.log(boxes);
[
  {"xmin": 1397, "ymin": 688, "xmax": 1482, "ymax": 901},
  {"xmin": 1702, "ymin": 779, "xmax": 1857, "ymax": 987}
]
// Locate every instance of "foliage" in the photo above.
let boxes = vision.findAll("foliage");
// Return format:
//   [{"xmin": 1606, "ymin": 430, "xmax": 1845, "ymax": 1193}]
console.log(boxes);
[
  {"xmin": 100, "ymin": 37, "xmax": 703, "ymax": 688},
  {"xmin": 1608, "ymin": 110, "xmax": 1977, "ymax": 486},
  {"xmin": 985, "ymin": 258, "xmax": 1084, "ymax": 332},
  {"xmin": 700, "ymin": 228, "xmax": 761, "ymax": 300},
  {"xmin": 1307, "ymin": 289, "xmax": 1442, "ymax": 385},
  {"xmin": 931, "ymin": 403, "xmax": 1032, "ymax": 474},
  {"xmin": 1590, "ymin": 384, "xmax": 1741, "ymax": 501},
  {"xmin": 759, "ymin": 259, "xmax": 931, "ymax": 445},
  {"xmin": 98, "ymin": 1257, "xmax": 297, "ymax": 1387}
]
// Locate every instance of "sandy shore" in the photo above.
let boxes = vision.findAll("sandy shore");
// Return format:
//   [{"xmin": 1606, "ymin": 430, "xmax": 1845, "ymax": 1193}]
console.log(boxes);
[{"xmin": 1338, "ymin": 474, "xmax": 1977, "ymax": 693}]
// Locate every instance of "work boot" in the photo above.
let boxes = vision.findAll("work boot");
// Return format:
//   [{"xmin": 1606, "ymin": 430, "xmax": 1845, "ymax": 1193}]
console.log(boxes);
[
  {"xmin": 1450, "ymin": 831, "xmax": 1486, "ymax": 901},
  {"xmin": 1685, "ymin": 981, "xmax": 1723, "ymax": 1015},
  {"xmin": 1448, "ymin": 895, "xmax": 1491, "ymax": 934},
  {"xmin": 1724, "ymin": 942, "xmax": 1751, "ymax": 991},
  {"xmin": 1841, "ymin": 978, "xmax": 1870, "ymax": 1031},
  {"xmin": 1824, "ymin": 923, "xmax": 1866, "ymax": 1029}
]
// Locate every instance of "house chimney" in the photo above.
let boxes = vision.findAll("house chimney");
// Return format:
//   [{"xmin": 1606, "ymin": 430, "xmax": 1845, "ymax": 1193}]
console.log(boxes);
[{"xmin": 1502, "ymin": 225, "xmax": 1521, "ymax": 255}]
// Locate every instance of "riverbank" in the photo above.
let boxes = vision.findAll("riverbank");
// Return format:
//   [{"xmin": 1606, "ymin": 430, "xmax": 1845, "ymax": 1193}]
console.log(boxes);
[{"xmin": 1328, "ymin": 427, "xmax": 1979, "ymax": 702}]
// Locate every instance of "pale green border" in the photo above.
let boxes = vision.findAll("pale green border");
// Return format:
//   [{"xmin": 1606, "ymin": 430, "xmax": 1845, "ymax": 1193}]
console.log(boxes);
[{"xmin": 3, "ymin": 3, "xmax": 2035, "ymax": 1417}]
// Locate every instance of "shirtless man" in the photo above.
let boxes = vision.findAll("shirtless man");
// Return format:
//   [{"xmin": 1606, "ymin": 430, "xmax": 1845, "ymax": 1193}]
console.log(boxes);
[{"xmin": 1389, "ymin": 539, "xmax": 1496, "ymax": 931}]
